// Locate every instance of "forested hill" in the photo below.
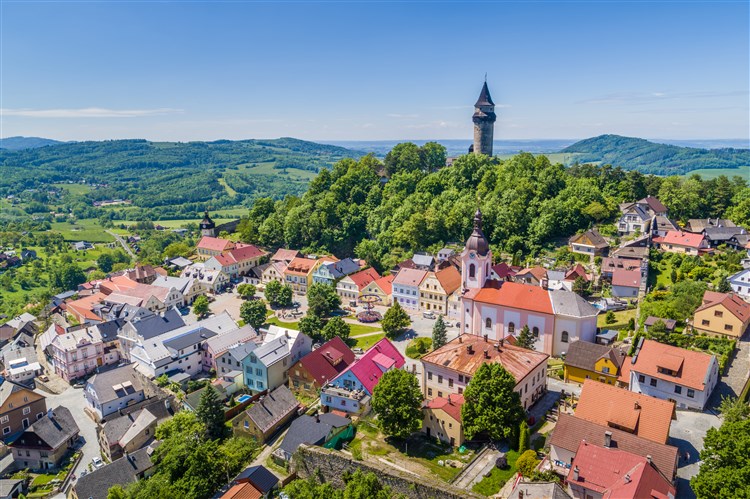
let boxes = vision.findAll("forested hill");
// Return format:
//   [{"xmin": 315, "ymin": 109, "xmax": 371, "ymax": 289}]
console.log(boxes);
[
  {"xmin": 234, "ymin": 147, "xmax": 750, "ymax": 272},
  {"xmin": 0, "ymin": 138, "xmax": 363, "ymax": 218},
  {"xmin": 0, "ymin": 136, "xmax": 63, "ymax": 150},
  {"xmin": 562, "ymin": 134, "xmax": 750, "ymax": 174}
]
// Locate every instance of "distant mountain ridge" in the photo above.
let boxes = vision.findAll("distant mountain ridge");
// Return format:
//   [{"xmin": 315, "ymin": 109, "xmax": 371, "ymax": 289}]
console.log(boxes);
[
  {"xmin": 561, "ymin": 134, "xmax": 750, "ymax": 174},
  {"xmin": 0, "ymin": 136, "xmax": 63, "ymax": 150}
]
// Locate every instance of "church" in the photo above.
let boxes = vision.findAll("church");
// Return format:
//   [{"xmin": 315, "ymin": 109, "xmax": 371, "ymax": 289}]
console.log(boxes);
[{"xmin": 458, "ymin": 209, "xmax": 599, "ymax": 357}]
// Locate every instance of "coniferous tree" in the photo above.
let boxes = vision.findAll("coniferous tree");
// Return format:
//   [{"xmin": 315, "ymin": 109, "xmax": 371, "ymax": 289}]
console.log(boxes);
[
  {"xmin": 432, "ymin": 315, "xmax": 448, "ymax": 350},
  {"xmin": 516, "ymin": 325, "xmax": 535, "ymax": 350},
  {"xmin": 196, "ymin": 385, "xmax": 226, "ymax": 440}
]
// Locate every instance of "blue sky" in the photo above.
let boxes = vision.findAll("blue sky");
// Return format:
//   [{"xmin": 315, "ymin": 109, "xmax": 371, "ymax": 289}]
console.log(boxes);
[{"xmin": 1, "ymin": 1, "xmax": 748, "ymax": 142}]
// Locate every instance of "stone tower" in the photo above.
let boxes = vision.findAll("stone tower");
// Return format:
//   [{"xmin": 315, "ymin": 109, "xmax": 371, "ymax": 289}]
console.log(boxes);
[
  {"xmin": 200, "ymin": 210, "xmax": 216, "ymax": 237},
  {"xmin": 461, "ymin": 209, "xmax": 492, "ymax": 290},
  {"xmin": 472, "ymin": 80, "xmax": 496, "ymax": 156}
]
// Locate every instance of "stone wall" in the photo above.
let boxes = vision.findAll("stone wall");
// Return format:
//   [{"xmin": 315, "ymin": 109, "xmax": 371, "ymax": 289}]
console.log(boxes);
[{"xmin": 292, "ymin": 445, "xmax": 483, "ymax": 499}]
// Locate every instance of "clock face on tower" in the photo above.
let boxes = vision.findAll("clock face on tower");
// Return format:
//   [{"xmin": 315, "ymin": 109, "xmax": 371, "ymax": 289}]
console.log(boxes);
[{"xmin": 470, "ymin": 252, "xmax": 476, "ymax": 259}]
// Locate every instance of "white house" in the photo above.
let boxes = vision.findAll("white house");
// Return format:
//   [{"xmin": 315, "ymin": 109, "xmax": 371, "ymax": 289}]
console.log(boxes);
[
  {"xmin": 628, "ymin": 339, "xmax": 719, "ymax": 410},
  {"xmin": 391, "ymin": 268, "xmax": 427, "ymax": 311},
  {"xmin": 548, "ymin": 290, "xmax": 598, "ymax": 357},
  {"xmin": 727, "ymin": 269, "xmax": 750, "ymax": 301}
]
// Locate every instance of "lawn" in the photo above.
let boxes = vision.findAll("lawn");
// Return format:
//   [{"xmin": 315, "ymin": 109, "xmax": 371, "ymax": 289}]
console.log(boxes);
[
  {"xmin": 353, "ymin": 332, "xmax": 385, "ymax": 350},
  {"xmin": 679, "ymin": 165, "xmax": 750, "ymax": 180},
  {"xmin": 265, "ymin": 316, "xmax": 300, "ymax": 329},
  {"xmin": 50, "ymin": 218, "xmax": 114, "ymax": 242},
  {"xmin": 596, "ymin": 308, "xmax": 637, "ymax": 330},
  {"xmin": 53, "ymin": 182, "xmax": 92, "ymax": 195},
  {"xmin": 348, "ymin": 322, "xmax": 382, "ymax": 336},
  {"xmin": 472, "ymin": 449, "xmax": 520, "ymax": 496}
]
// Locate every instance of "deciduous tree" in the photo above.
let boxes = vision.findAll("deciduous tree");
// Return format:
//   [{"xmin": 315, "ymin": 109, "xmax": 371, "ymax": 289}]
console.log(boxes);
[
  {"xmin": 371, "ymin": 369, "xmax": 423, "ymax": 439},
  {"xmin": 240, "ymin": 299, "xmax": 267, "ymax": 330},
  {"xmin": 462, "ymin": 363, "xmax": 525, "ymax": 441},
  {"xmin": 236, "ymin": 283, "xmax": 256, "ymax": 300},
  {"xmin": 307, "ymin": 283, "xmax": 341, "ymax": 318},
  {"xmin": 192, "ymin": 295, "xmax": 210, "ymax": 318},
  {"xmin": 321, "ymin": 316, "xmax": 350, "ymax": 342},
  {"xmin": 381, "ymin": 302, "xmax": 410, "ymax": 339},
  {"xmin": 299, "ymin": 313, "xmax": 323, "ymax": 340}
]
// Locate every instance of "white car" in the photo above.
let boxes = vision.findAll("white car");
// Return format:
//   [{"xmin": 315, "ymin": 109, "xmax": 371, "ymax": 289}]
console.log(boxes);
[{"xmin": 92, "ymin": 457, "xmax": 104, "ymax": 469}]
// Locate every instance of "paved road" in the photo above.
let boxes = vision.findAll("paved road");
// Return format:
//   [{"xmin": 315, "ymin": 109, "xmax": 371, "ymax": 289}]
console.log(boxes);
[
  {"xmin": 669, "ymin": 409, "xmax": 722, "ymax": 499},
  {"xmin": 105, "ymin": 230, "xmax": 135, "ymax": 259},
  {"xmin": 708, "ymin": 333, "xmax": 750, "ymax": 410},
  {"xmin": 34, "ymin": 385, "xmax": 101, "ymax": 488}
]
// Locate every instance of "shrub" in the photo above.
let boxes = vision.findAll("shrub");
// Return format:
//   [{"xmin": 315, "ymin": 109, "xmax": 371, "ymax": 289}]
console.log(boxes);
[{"xmin": 516, "ymin": 449, "xmax": 540, "ymax": 476}]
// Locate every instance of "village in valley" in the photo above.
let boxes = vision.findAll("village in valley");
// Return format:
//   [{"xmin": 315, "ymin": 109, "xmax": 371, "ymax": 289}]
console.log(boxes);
[{"xmin": 0, "ymin": 79, "xmax": 748, "ymax": 499}]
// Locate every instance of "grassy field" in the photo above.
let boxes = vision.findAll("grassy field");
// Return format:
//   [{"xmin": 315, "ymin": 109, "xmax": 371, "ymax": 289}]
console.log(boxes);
[
  {"xmin": 680, "ymin": 165, "xmax": 750, "ymax": 180},
  {"xmin": 244, "ymin": 162, "xmax": 318, "ymax": 180},
  {"xmin": 353, "ymin": 332, "xmax": 386, "ymax": 350},
  {"xmin": 218, "ymin": 177, "xmax": 238, "ymax": 197},
  {"xmin": 472, "ymin": 449, "xmax": 520, "ymax": 496},
  {"xmin": 50, "ymin": 218, "xmax": 114, "ymax": 242},
  {"xmin": 52, "ymin": 182, "xmax": 92, "ymax": 195},
  {"xmin": 597, "ymin": 308, "xmax": 637, "ymax": 329}
]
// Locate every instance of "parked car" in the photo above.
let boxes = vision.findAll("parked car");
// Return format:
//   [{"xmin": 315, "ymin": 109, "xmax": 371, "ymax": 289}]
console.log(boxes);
[
  {"xmin": 422, "ymin": 311, "xmax": 436, "ymax": 320},
  {"xmin": 352, "ymin": 348, "xmax": 364, "ymax": 355},
  {"xmin": 92, "ymin": 457, "xmax": 104, "ymax": 469}
]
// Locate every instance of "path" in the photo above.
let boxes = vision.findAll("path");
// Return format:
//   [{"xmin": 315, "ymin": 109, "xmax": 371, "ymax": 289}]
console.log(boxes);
[
  {"xmin": 452, "ymin": 445, "xmax": 501, "ymax": 490},
  {"xmin": 708, "ymin": 332, "xmax": 750, "ymax": 410},
  {"xmin": 105, "ymin": 230, "xmax": 135, "ymax": 259}
]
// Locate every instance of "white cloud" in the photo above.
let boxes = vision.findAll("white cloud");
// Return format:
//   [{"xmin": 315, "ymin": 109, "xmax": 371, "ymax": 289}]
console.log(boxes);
[
  {"xmin": 1, "ymin": 107, "xmax": 184, "ymax": 118},
  {"xmin": 386, "ymin": 113, "xmax": 419, "ymax": 119}
]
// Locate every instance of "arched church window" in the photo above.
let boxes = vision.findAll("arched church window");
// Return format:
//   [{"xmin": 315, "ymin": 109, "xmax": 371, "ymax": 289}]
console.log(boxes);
[
  {"xmin": 561, "ymin": 331, "xmax": 569, "ymax": 343},
  {"xmin": 485, "ymin": 318, "xmax": 492, "ymax": 329},
  {"xmin": 469, "ymin": 264, "xmax": 476, "ymax": 278},
  {"xmin": 532, "ymin": 326, "xmax": 539, "ymax": 338},
  {"xmin": 508, "ymin": 322, "xmax": 515, "ymax": 334}
]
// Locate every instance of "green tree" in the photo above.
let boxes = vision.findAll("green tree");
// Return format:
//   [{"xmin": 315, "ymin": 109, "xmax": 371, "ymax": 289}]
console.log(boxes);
[
  {"xmin": 516, "ymin": 325, "xmax": 535, "ymax": 350},
  {"xmin": 307, "ymin": 283, "xmax": 341, "ymax": 318},
  {"xmin": 264, "ymin": 280, "xmax": 293, "ymax": 308},
  {"xmin": 370, "ymin": 368, "xmax": 423, "ymax": 439},
  {"xmin": 718, "ymin": 396, "xmax": 750, "ymax": 423},
  {"xmin": 381, "ymin": 302, "xmax": 411, "ymax": 339},
  {"xmin": 321, "ymin": 316, "xmax": 350, "ymax": 342},
  {"xmin": 283, "ymin": 470, "xmax": 394, "ymax": 499},
  {"xmin": 670, "ymin": 268, "xmax": 678, "ymax": 284},
  {"xmin": 462, "ymin": 363, "xmax": 525, "ymax": 441},
  {"xmin": 163, "ymin": 242, "xmax": 191, "ymax": 259},
  {"xmin": 518, "ymin": 421, "xmax": 530, "ymax": 453},
  {"xmin": 572, "ymin": 276, "xmax": 589, "ymax": 296},
  {"xmin": 384, "ymin": 142, "xmax": 422, "ymax": 176},
  {"xmin": 419, "ymin": 142, "xmax": 447, "ymax": 172},
  {"xmin": 431, "ymin": 315, "xmax": 448, "ymax": 350},
  {"xmin": 299, "ymin": 313, "xmax": 323, "ymax": 340},
  {"xmin": 691, "ymin": 418, "xmax": 750, "ymax": 499},
  {"xmin": 196, "ymin": 385, "xmax": 225, "ymax": 440},
  {"xmin": 605, "ymin": 310, "xmax": 616, "ymax": 324},
  {"xmin": 718, "ymin": 277, "xmax": 731, "ymax": 293},
  {"xmin": 236, "ymin": 283, "xmax": 256, "ymax": 300},
  {"xmin": 192, "ymin": 295, "xmax": 210, "ymax": 318},
  {"xmin": 97, "ymin": 253, "xmax": 115, "ymax": 273},
  {"xmin": 107, "ymin": 485, "xmax": 127, "ymax": 499},
  {"xmin": 240, "ymin": 300, "xmax": 267, "ymax": 330},
  {"xmin": 517, "ymin": 449, "xmax": 541, "ymax": 476}
]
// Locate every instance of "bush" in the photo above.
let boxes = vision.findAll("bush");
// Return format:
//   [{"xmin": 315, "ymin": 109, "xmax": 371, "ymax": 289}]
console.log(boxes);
[
  {"xmin": 405, "ymin": 337, "xmax": 433, "ymax": 359},
  {"xmin": 516, "ymin": 449, "xmax": 540, "ymax": 476},
  {"xmin": 518, "ymin": 421, "xmax": 529, "ymax": 453}
]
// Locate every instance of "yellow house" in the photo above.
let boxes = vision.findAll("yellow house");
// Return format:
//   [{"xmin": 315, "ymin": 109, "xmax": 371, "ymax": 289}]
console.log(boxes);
[
  {"xmin": 283, "ymin": 257, "xmax": 331, "ymax": 295},
  {"xmin": 418, "ymin": 266, "xmax": 461, "ymax": 315},
  {"xmin": 693, "ymin": 291, "xmax": 750, "ymax": 339},
  {"xmin": 361, "ymin": 275, "xmax": 394, "ymax": 306},
  {"xmin": 422, "ymin": 393, "xmax": 465, "ymax": 447},
  {"xmin": 563, "ymin": 341, "xmax": 627, "ymax": 386}
]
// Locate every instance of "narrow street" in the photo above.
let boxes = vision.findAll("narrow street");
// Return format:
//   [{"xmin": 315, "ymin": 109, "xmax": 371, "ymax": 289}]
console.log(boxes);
[{"xmin": 105, "ymin": 230, "xmax": 135, "ymax": 259}]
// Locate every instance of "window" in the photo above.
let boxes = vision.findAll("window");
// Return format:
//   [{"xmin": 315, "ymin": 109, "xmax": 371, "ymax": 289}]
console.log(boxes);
[
  {"xmin": 438, "ymin": 375, "xmax": 443, "ymax": 384},
  {"xmin": 508, "ymin": 322, "xmax": 515, "ymax": 334},
  {"xmin": 428, "ymin": 388, "xmax": 433, "ymax": 396},
  {"xmin": 428, "ymin": 372, "xmax": 433, "ymax": 381},
  {"xmin": 437, "ymin": 391, "xmax": 443, "ymax": 398},
  {"xmin": 674, "ymin": 385, "xmax": 682, "ymax": 395},
  {"xmin": 257, "ymin": 381, "xmax": 264, "ymax": 389},
  {"xmin": 244, "ymin": 420, "xmax": 249, "ymax": 429},
  {"xmin": 638, "ymin": 374, "xmax": 645, "ymax": 383},
  {"xmin": 458, "ymin": 374, "xmax": 464, "ymax": 383},
  {"xmin": 448, "ymin": 378, "xmax": 454, "ymax": 387},
  {"xmin": 485, "ymin": 318, "xmax": 492, "ymax": 329},
  {"xmin": 650, "ymin": 378, "xmax": 657, "ymax": 387},
  {"xmin": 532, "ymin": 327, "xmax": 539, "ymax": 338},
  {"xmin": 561, "ymin": 331, "xmax": 569, "ymax": 343},
  {"xmin": 601, "ymin": 366, "xmax": 610, "ymax": 374},
  {"xmin": 701, "ymin": 319, "xmax": 710, "ymax": 326},
  {"xmin": 714, "ymin": 310, "xmax": 723, "ymax": 318},
  {"xmin": 256, "ymin": 368, "xmax": 262, "ymax": 376},
  {"xmin": 0, "ymin": 416, "xmax": 8, "ymax": 424},
  {"xmin": 469, "ymin": 264, "xmax": 476, "ymax": 279},
  {"xmin": 458, "ymin": 387, "xmax": 463, "ymax": 394},
  {"xmin": 687, "ymin": 389, "xmax": 695, "ymax": 398},
  {"xmin": 22, "ymin": 407, "xmax": 30, "ymax": 415},
  {"xmin": 725, "ymin": 324, "xmax": 734, "ymax": 332},
  {"xmin": 1, "ymin": 427, "xmax": 8, "ymax": 435}
]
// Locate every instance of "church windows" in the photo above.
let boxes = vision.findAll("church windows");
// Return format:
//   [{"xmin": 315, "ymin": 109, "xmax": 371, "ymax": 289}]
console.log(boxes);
[
  {"xmin": 561, "ymin": 331, "xmax": 569, "ymax": 343},
  {"xmin": 532, "ymin": 327, "xmax": 539, "ymax": 338},
  {"xmin": 469, "ymin": 264, "xmax": 476, "ymax": 279},
  {"xmin": 508, "ymin": 322, "xmax": 515, "ymax": 334},
  {"xmin": 485, "ymin": 318, "xmax": 492, "ymax": 329}
]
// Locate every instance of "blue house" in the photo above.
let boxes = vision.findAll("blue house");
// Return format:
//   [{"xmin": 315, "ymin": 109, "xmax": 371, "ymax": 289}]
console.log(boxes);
[{"xmin": 312, "ymin": 258, "xmax": 361, "ymax": 286}]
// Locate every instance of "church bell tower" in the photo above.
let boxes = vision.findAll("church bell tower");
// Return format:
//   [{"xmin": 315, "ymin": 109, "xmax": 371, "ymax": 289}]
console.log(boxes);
[
  {"xmin": 461, "ymin": 209, "xmax": 492, "ymax": 290},
  {"xmin": 472, "ymin": 80, "xmax": 496, "ymax": 156}
]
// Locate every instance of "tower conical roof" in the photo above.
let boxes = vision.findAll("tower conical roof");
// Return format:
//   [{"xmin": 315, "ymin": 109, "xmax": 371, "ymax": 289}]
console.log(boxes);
[
  {"xmin": 475, "ymin": 81, "xmax": 495, "ymax": 107},
  {"xmin": 200, "ymin": 210, "xmax": 215, "ymax": 229},
  {"xmin": 465, "ymin": 209, "xmax": 490, "ymax": 256}
]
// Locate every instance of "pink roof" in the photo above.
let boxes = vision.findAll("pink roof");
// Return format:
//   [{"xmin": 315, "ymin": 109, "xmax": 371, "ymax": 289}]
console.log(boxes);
[
  {"xmin": 392, "ymin": 268, "xmax": 428, "ymax": 287},
  {"xmin": 271, "ymin": 248, "xmax": 301, "ymax": 262},
  {"xmin": 660, "ymin": 230, "xmax": 705, "ymax": 249},
  {"xmin": 568, "ymin": 441, "xmax": 675, "ymax": 498},
  {"xmin": 371, "ymin": 352, "xmax": 396, "ymax": 370},
  {"xmin": 491, "ymin": 262, "xmax": 517, "ymax": 279},
  {"xmin": 371, "ymin": 275, "xmax": 394, "ymax": 295},
  {"xmin": 227, "ymin": 244, "xmax": 267, "ymax": 262},
  {"xmin": 347, "ymin": 267, "xmax": 380, "ymax": 290},
  {"xmin": 340, "ymin": 338, "xmax": 405, "ymax": 394},
  {"xmin": 197, "ymin": 236, "xmax": 235, "ymax": 252},
  {"xmin": 612, "ymin": 268, "xmax": 642, "ymax": 288}
]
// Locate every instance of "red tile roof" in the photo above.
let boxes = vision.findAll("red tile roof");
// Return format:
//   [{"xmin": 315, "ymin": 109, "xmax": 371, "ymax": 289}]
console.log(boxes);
[
  {"xmin": 285, "ymin": 257, "xmax": 318, "ymax": 276},
  {"xmin": 491, "ymin": 262, "xmax": 517, "ymax": 279},
  {"xmin": 632, "ymin": 339, "xmax": 716, "ymax": 391},
  {"xmin": 339, "ymin": 338, "xmax": 405, "ymax": 394},
  {"xmin": 371, "ymin": 275, "xmax": 394, "ymax": 295},
  {"xmin": 568, "ymin": 441, "xmax": 675, "ymax": 498},
  {"xmin": 516, "ymin": 266, "xmax": 547, "ymax": 282},
  {"xmin": 435, "ymin": 266, "xmax": 462, "ymax": 294},
  {"xmin": 425, "ymin": 393, "xmax": 465, "ymax": 423},
  {"xmin": 696, "ymin": 290, "xmax": 750, "ymax": 323},
  {"xmin": 221, "ymin": 482, "xmax": 262, "ymax": 499},
  {"xmin": 618, "ymin": 356, "xmax": 633, "ymax": 385},
  {"xmin": 421, "ymin": 334, "xmax": 549, "ymax": 383},
  {"xmin": 228, "ymin": 244, "xmax": 267, "ymax": 262},
  {"xmin": 296, "ymin": 336, "xmax": 355, "ymax": 387},
  {"xmin": 565, "ymin": 263, "xmax": 591, "ymax": 282},
  {"xmin": 197, "ymin": 236, "xmax": 235, "ymax": 252},
  {"xmin": 469, "ymin": 282, "xmax": 554, "ymax": 315},
  {"xmin": 659, "ymin": 230, "xmax": 706, "ymax": 249},
  {"xmin": 612, "ymin": 269, "xmax": 642, "ymax": 288},
  {"xmin": 271, "ymin": 248, "xmax": 301, "ymax": 263},
  {"xmin": 575, "ymin": 380, "xmax": 675, "ymax": 444},
  {"xmin": 346, "ymin": 267, "xmax": 380, "ymax": 290}
]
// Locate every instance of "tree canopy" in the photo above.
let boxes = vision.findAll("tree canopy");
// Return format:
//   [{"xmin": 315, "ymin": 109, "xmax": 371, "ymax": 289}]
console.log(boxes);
[
  {"xmin": 321, "ymin": 316, "xmax": 351, "ymax": 342},
  {"xmin": 283, "ymin": 470, "xmax": 396, "ymax": 499},
  {"xmin": 691, "ymin": 414, "xmax": 750, "ymax": 498},
  {"xmin": 264, "ymin": 280, "xmax": 293, "ymax": 308},
  {"xmin": 370, "ymin": 368, "xmax": 423, "ymax": 439},
  {"xmin": 240, "ymin": 300, "xmax": 267, "ymax": 330},
  {"xmin": 461, "ymin": 363, "xmax": 526, "ymax": 441},
  {"xmin": 381, "ymin": 302, "xmax": 411, "ymax": 339},
  {"xmin": 431, "ymin": 315, "xmax": 448, "ymax": 350},
  {"xmin": 192, "ymin": 295, "xmax": 210, "ymax": 318},
  {"xmin": 196, "ymin": 385, "xmax": 226, "ymax": 440},
  {"xmin": 307, "ymin": 283, "xmax": 341, "ymax": 318}
]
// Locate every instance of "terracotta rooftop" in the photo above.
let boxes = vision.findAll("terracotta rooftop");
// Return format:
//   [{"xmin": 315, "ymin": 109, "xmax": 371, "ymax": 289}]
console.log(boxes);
[
  {"xmin": 658, "ymin": 230, "xmax": 706, "ymax": 249},
  {"xmin": 221, "ymin": 482, "xmax": 262, "ymax": 499},
  {"xmin": 284, "ymin": 257, "xmax": 318, "ymax": 276},
  {"xmin": 197, "ymin": 236, "xmax": 235, "ymax": 252},
  {"xmin": 567, "ymin": 441, "xmax": 675, "ymax": 498},
  {"xmin": 420, "ymin": 334, "xmax": 549, "ymax": 383},
  {"xmin": 371, "ymin": 275, "xmax": 394, "ymax": 295},
  {"xmin": 270, "ymin": 248, "xmax": 301, "ymax": 263},
  {"xmin": 346, "ymin": 267, "xmax": 380, "ymax": 290},
  {"xmin": 631, "ymin": 339, "xmax": 716, "ymax": 391},
  {"xmin": 467, "ymin": 282, "xmax": 554, "ymax": 315},
  {"xmin": 392, "ymin": 268, "xmax": 428, "ymax": 287},
  {"xmin": 696, "ymin": 290, "xmax": 750, "ymax": 323},
  {"xmin": 611, "ymin": 269, "xmax": 642, "ymax": 288},
  {"xmin": 549, "ymin": 413, "xmax": 678, "ymax": 480},
  {"xmin": 601, "ymin": 257, "xmax": 641, "ymax": 273},
  {"xmin": 516, "ymin": 266, "xmax": 548, "ymax": 282},
  {"xmin": 424, "ymin": 393, "xmax": 465, "ymax": 423},
  {"xmin": 227, "ymin": 244, "xmax": 267, "ymax": 262},
  {"xmin": 435, "ymin": 266, "xmax": 462, "ymax": 294},
  {"xmin": 575, "ymin": 380, "xmax": 675, "ymax": 444}
]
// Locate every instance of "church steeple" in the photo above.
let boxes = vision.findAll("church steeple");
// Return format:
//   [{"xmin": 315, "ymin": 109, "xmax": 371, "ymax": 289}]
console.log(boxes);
[
  {"xmin": 461, "ymin": 208, "xmax": 492, "ymax": 290},
  {"xmin": 472, "ymin": 80, "xmax": 497, "ymax": 156}
]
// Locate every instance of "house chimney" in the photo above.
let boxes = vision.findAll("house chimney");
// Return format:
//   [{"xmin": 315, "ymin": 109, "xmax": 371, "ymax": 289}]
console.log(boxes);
[
  {"xmin": 483, "ymin": 334, "xmax": 488, "ymax": 343},
  {"xmin": 483, "ymin": 348, "xmax": 489, "ymax": 359},
  {"xmin": 467, "ymin": 345, "xmax": 473, "ymax": 354},
  {"xmin": 458, "ymin": 336, "xmax": 463, "ymax": 343},
  {"xmin": 573, "ymin": 466, "xmax": 579, "ymax": 481},
  {"xmin": 624, "ymin": 474, "xmax": 631, "ymax": 483},
  {"xmin": 634, "ymin": 401, "xmax": 640, "ymax": 410},
  {"xmin": 604, "ymin": 431, "xmax": 612, "ymax": 448},
  {"xmin": 494, "ymin": 343, "xmax": 500, "ymax": 352},
  {"xmin": 499, "ymin": 338, "xmax": 504, "ymax": 347},
  {"xmin": 646, "ymin": 455, "xmax": 652, "ymax": 465}
]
